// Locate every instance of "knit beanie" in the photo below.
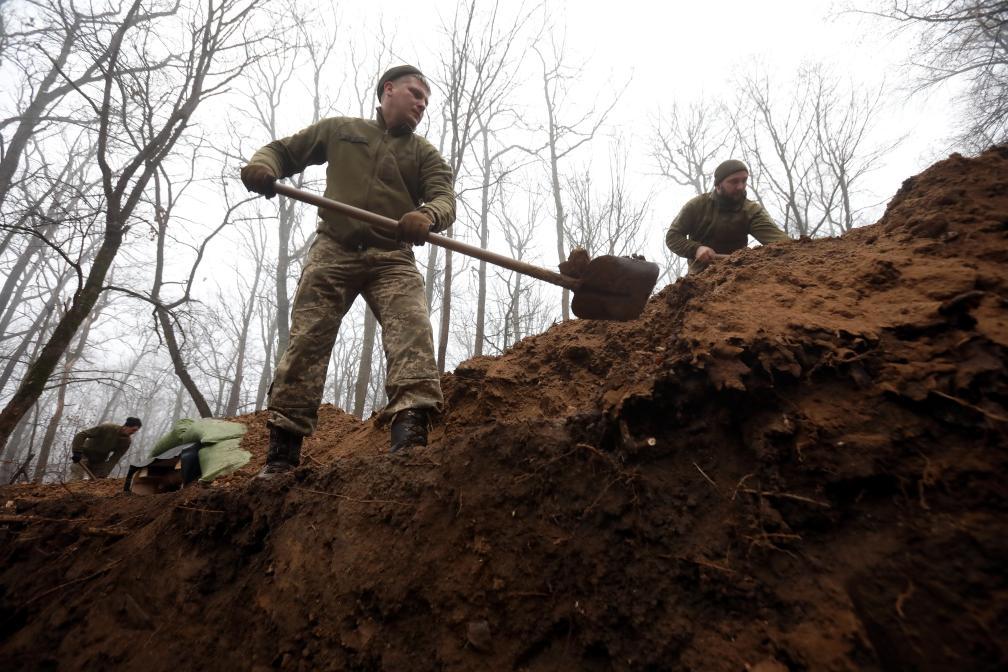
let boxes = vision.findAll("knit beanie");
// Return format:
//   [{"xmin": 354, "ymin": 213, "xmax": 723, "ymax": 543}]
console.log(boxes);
[
  {"xmin": 376, "ymin": 65, "xmax": 428, "ymax": 100},
  {"xmin": 713, "ymin": 159, "xmax": 749, "ymax": 185}
]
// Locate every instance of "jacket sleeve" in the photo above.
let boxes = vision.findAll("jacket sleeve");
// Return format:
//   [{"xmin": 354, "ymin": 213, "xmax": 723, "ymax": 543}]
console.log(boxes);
[
  {"xmin": 748, "ymin": 204, "xmax": 790, "ymax": 244},
  {"xmin": 415, "ymin": 144, "xmax": 456, "ymax": 233},
  {"xmin": 71, "ymin": 426, "xmax": 97, "ymax": 452},
  {"xmin": 248, "ymin": 119, "xmax": 332, "ymax": 179},
  {"xmin": 665, "ymin": 200, "xmax": 700, "ymax": 260},
  {"xmin": 106, "ymin": 440, "xmax": 132, "ymax": 471}
]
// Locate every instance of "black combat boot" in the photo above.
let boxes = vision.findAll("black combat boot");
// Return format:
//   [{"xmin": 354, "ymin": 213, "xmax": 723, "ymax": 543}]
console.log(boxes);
[
  {"xmin": 389, "ymin": 409, "xmax": 428, "ymax": 453},
  {"xmin": 257, "ymin": 426, "xmax": 303, "ymax": 479}
]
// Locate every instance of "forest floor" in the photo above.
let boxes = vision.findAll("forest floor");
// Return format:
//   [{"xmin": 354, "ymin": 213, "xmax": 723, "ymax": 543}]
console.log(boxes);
[{"xmin": 1, "ymin": 148, "xmax": 1006, "ymax": 671}]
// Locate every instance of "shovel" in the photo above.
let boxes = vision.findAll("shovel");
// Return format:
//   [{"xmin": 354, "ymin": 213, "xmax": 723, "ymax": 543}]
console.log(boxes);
[
  {"xmin": 272, "ymin": 183, "xmax": 660, "ymax": 321},
  {"xmin": 78, "ymin": 461, "xmax": 99, "ymax": 480}
]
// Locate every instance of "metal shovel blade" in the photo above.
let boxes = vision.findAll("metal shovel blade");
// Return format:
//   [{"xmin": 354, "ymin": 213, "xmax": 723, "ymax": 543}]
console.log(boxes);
[{"xmin": 570, "ymin": 255, "xmax": 660, "ymax": 321}]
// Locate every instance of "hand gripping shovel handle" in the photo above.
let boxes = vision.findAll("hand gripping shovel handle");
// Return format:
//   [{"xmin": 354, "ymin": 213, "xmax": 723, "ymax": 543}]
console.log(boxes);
[{"xmin": 272, "ymin": 183, "xmax": 580, "ymax": 291}]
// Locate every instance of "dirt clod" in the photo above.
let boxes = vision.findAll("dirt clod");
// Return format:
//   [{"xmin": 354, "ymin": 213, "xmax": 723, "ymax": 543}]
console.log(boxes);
[{"xmin": 2, "ymin": 148, "xmax": 1008, "ymax": 670}]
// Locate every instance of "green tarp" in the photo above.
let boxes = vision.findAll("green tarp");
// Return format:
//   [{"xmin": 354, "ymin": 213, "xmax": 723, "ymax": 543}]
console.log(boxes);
[{"xmin": 150, "ymin": 418, "xmax": 250, "ymax": 482}]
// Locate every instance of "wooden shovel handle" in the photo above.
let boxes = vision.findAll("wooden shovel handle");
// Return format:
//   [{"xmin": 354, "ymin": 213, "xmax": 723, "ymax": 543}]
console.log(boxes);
[{"xmin": 272, "ymin": 183, "xmax": 580, "ymax": 291}]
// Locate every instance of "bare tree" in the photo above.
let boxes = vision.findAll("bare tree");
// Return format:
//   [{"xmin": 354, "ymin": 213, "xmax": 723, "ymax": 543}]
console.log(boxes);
[
  {"xmin": 0, "ymin": 0, "xmax": 269, "ymax": 450},
  {"xmin": 0, "ymin": 1, "xmax": 171, "ymax": 211},
  {"xmin": 469, "ymin": 105, "xmax": 533, "ymax": 356},
  {"xmin": 0, "ymin": 134, "xmax": 98, "ymax": 321},
  {"xmin": 729, "ymin": 68, "xmax": 824, "ymax": 237},
  {"xmin": 31, "ymin": 297, "xmax": 107, "ymax": 482},
  {"xmin": 863, "ymin": 0, "xmax": 1008, "ymax": 149},
  {"xmin": 97, "ymin": 336, "xmax": 156, "ymax": 423},
  {"xmin": 0, "ymin": 257, "xmax": 78, "ymax": 394},
  {"xmin": 430, "ymin": 0, "xmax": 537, "ymax": 371},
  {"xmin": 235, "ymin": 1, "xmax": 333, "ymax": 359},
  {"xmin": 222, "ymin": 217, "xmax": 269, "ymax": 416},
  {"xmin": 730, "ymin": 65, "xmax": 900, "ymax": 237},
  {"xmin": 652, "ymin": 100, "xmax": 735, "ymax": 196},
  {"xmin": 483, "ymin": 178, "xmax": 553, "ymax": 353},
  {"xmin": 533, "ymin": 28, "xmax": 622, "ymax": 321},
  {"xmin": 811, "ymin": 67, "xmax": 901, "ymax": 232},
  {"xmin": 328, "ymin": 313, "xmax": 362, "ymax": 413},
  {"xmin": 254, "ymin": 302, "xmax": 277, "ymax": 411},
  {"xmin": 139, "ymin": 160, "xmax": 224, "ymax": 418},
  {"xmin": 564, "ymin": 141, "xmax": 651, "ymax": 259}
]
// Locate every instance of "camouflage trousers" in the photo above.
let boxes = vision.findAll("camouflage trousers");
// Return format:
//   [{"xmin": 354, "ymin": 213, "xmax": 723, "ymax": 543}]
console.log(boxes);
[{"xmin": 268, "ymin": 233, "xmax": 443, "ymax": 436}]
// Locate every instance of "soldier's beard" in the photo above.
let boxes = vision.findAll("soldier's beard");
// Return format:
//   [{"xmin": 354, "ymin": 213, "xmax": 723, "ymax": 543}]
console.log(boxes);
[{"xmin": 716, "ymin": 188, "xmax": 747, "ymax": 204}]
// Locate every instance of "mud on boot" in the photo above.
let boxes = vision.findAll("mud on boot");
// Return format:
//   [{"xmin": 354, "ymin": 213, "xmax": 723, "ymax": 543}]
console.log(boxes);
[
  {"xmin": 390, "ymin": 409, "xmax": 429, "ymax": 453},
  {"xmin": 257, "ymin": 426, "xmax": 303, "ymax": 479}
]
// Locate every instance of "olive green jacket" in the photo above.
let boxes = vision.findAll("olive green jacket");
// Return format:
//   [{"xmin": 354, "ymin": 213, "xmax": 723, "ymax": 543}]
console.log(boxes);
[
  {"xmin": 665, "ymin": 191, "xmax": 789, "ymax": 273},
  {"xmin": 71, "ymin": 423, "xmax": 132, "ymax": 465},
  {"xmin": 249, "ymin": 112, "xmax": 456, "ymax": 250}
]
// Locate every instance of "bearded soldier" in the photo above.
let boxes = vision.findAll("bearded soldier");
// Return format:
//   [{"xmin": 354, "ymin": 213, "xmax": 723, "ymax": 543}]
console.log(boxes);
[
  {"xmin": 665, "ymin": 159, "xmax": 789, "ymax": 273},
  {"xmin": 240, "ymin": 65, "xmax": 455, "ymax": 477}
]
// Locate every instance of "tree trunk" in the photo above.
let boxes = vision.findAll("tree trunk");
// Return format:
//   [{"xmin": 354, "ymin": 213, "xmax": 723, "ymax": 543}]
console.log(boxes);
[
  {"xmin": 0, "ymin": 151, "xmax": 91, "ymax": 321},
  {"xmin": 0, "ymin": 227, "xmax": 125, "ymax": 450},
  {"xmin": 224, "ymin": 335, "xmax": 247, "ymax": 417},
  {"xmin": 31, "ymin": 385, "xmax": 67, "ymax": 483},
  {"xmin": 0, "ymin": 415, "xmax": 32, "ymax": 483},
  {"xmin": 0, "ymin": 227, "xmax": 17, "ymax": 261},
  {"xmin": 171, "ymin": 383, "xmax": 185, "ymax": 425},
  {"xmin": 255, "ymin": 312, "xmax": 276, "ymax": 411},
  {"xmin": 548, "ymin": 137, "xmax": 569, "ymax": 322},
  {"xmin": 32, "ymin": 298, "xmax": 100, "ymax": 482},
  {"xmin": 146, "ymin": 166, "xmax": 214, "ymax": 418},
  {"xmin": 0, "ymin": 258, "xmax": 44, "ymax": 345},
  {"xmin": 156, "ymin": 306, "xmax": 213, "ymax": 417},
  {"xmin": 474, "ymin": 126, "xmax": 491, "ymax": 357},
  {"xmin": 274, "ymin": 195, "xmax": 299, "ymax": 358},
  {"xmin": 0, "ymin": 241, "xmax": 46, "ymax": 325},
  {"xmin": 353, "ymin": 307, "xmax": 378, "ymax": 419},
  {"xmin": 513, "ymin": 274, "xmax": 522, "ymax": 343},
  {"xmin": 424, "ymin": 245, "xmax": 439, "ymax": 309},
  {"xmin": 97, "ymin": 338, "xmax": 148, "ymax": 421},
  {"xmin": 437, "ymin": 229, "xmax": 454, "ymax": 373},
  {"xmin": 0, "ymin": 279, "xmax": 65, "ymax": 394},
  {"xmin": 224, "ymin": 258, "xmax": 263, "ymax": 416},
  {"xmin": 0, "ymin": 18, "xmax": 77, "ymax": 211}
]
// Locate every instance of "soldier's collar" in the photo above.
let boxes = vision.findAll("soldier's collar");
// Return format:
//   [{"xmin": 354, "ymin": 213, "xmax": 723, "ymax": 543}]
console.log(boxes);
[{"xmin": 375, "ymin": 108, "xmax": 415, "ymax": 137}]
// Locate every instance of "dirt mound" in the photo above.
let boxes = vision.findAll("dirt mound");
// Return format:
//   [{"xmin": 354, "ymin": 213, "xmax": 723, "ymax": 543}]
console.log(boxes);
[{"xmin": 2, "ymin": 148, "xmax": 1007, "ymax": 671}]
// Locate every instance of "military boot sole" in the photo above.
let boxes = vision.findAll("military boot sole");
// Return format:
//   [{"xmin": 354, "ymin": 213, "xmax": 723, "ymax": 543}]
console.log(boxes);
[{"xmin": 255, "ymin": 462, "xmax": 296, "ymax": 480}]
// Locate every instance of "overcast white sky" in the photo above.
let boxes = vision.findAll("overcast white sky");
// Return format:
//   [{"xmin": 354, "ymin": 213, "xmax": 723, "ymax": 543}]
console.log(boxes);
[
  {"xmin": 318, "ymin": 0, "xmax": 957, "ymax": 219},
  {"xmin": 213, "ymin": 0, "xmax": 958, "ymax": 268}
]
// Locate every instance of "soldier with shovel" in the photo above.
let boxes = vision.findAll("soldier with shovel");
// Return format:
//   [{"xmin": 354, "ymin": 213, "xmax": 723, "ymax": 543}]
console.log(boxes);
[
  {"xmin": 242, "ymin": 67, "xmax": 661, "ymax": 478},
  {"xmin": 240, "ymin": 65, "xmax": 455, "ymax": 476},
  {"xmin": 68, "ymin": 416, "xmax": 142, "ymax": 481}
]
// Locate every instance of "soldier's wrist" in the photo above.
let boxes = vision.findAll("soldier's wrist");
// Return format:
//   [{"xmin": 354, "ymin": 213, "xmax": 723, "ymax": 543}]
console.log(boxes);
[{"xmin": 416, "ymin": 207, "xmax": 436, "ymax": 227}]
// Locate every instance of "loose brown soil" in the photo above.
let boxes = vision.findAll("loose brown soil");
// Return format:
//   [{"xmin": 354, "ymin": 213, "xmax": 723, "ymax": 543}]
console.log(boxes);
[{"xmin": 2, "ymin": 148, "xmax": 1007, "ymax": 671}]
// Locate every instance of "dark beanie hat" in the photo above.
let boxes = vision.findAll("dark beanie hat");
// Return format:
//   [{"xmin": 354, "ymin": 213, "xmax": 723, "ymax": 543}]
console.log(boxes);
[
  {"xmin": 376, "ymin": 65, "xmax": 428, "ymax": 100},
  {"xmin": 124, "ymin": 416, "xmax": 142, "ymax": 428},
  {"xmin": 713, "ymin": 159, "xmax": 749, "ymax": 185}
]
